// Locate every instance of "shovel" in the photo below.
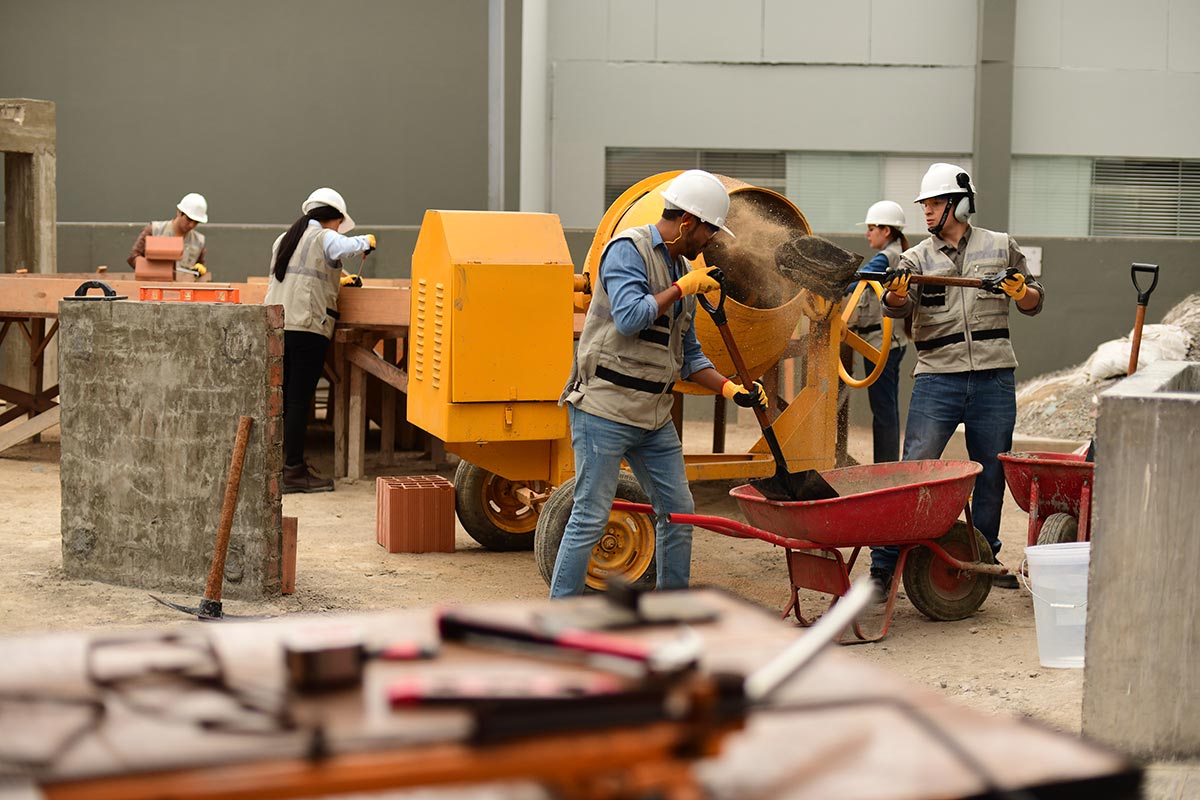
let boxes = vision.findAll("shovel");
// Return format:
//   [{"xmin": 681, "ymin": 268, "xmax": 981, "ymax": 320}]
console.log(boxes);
[
  {"xmin": 775, "ymin": 236, "xmax": 864, "ymax": 302},
  {"xmin": 1127, "ymin": 262, "xmax": 1160, "ymax": 376},
  {"xmin": 699, "ymin": 283, "xmax": 838, "ymax": 502},
  {"xmin": 860, "ymin": 266, "xmax": 1021, "ymax": 293},
  {"xmin": 151, "ymin": 416, "xmax": 260, "ymax": 621}
]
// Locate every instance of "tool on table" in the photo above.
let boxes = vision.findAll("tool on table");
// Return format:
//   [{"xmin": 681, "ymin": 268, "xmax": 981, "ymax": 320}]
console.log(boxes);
[
  {"xmin": 775, "ymin": 235, "xmax": 864, "ymax": 302},
  {"xmin": 151, "ymin": 416, "xmax": 260, "ymax": 621},
  {"xmin": 534, "ymin": 577, "xmax": 720, "ymax": 632},
  {"xmin": 283, "ymin": 622, "xmax": 439, "ymax": 694},
  {"xmin": 699, "ymin": 280, "xmax": 839, "ymax": 502},
  {"xmin": 1127, "ymin": 262, "xmax": 1160, "ymax": 375}
]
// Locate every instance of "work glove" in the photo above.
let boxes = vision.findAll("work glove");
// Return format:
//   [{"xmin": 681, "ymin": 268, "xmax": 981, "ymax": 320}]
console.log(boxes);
[
  {"xmin": 673, "ymin": 265, "xmax": 722, "ymax": 297},
  {"xmin": 340, "ymin": 273, "xmax": 363, "ymax": 288},
  {"xmin": 364, "ymin": 234, "xmax": 377, "ymax": 255},
  {"xmin": 997, "ymin": 270, "xmax": 1027, "ymax": 301},
  {"xmin": 881, "ymin": 268, "xmax": 911, "ymax": 298},
  {"xmin": 193, "ymin": 263, "xmax": 207, "ymax": 276},
  {"xmin": 721, "ymin": 379, "xmax": 768, "ymax": 409}
]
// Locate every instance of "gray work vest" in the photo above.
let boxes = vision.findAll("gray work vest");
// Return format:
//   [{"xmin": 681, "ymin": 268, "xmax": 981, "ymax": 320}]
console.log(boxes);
[
  {"xmin": 850, "ymin": 239, "xmax": 908, "ymax": 351},
  {"xmin": 264, "ymin": 224, "xmax": 342, "ymax": 338},
  {"xmin": 905, "ymin": 227, "xmax": 1019, "ymax": 374},
  {"xmin": 151, "ymin": 220, "xmax": 204, "ymax": 269},
  {"xmin": 560, "ymin": 225, "xmax": 695, "ymax": 431}
]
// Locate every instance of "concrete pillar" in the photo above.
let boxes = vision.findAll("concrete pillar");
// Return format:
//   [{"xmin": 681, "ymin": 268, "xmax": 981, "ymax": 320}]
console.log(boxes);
[
  {"xmin": 972, "ymin": 0, "xmax": 1015, "ymax": 230},
  {"xmin": 1083, "ymin": 361, "xmax": 1200, "ymax": 760},
  {"xmin": 520, "ymin": 0, "xmax": 549, "ymax": 212}
]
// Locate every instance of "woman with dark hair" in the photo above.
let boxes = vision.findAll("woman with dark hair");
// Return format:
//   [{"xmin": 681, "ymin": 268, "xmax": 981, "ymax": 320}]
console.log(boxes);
[
  {"xmin": 265, "ymin": 187, "xmax": 377, "ymax": 493},
  {"xmin": 848, "ymin": 200, "xmax": 910, "ymax": 465}
]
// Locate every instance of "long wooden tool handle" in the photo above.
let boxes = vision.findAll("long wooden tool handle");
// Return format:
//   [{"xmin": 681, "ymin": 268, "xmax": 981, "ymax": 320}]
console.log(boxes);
[
  {"xmin": 1127, "ymin": 304, "xmax": 1147, "ymax": 376},
  {"xmin": 203, "ymin": 416, "xmax": 253, "ymax": 602},
  {"xmin": 710, "ymin": 320, "xmax": 791, "ymax": 469},
  {"xmin": 909, "ymin": 274, "xmax": 985, "ymax": 288}
]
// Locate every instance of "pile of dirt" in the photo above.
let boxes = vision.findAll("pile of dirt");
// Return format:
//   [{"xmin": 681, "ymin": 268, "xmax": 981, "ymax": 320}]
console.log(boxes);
[{"xmin": 1015, "ymin": 293, "xmax": 1200, "ymax": 441}]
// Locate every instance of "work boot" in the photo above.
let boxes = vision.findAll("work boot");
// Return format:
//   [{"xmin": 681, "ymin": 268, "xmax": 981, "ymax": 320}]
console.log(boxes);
[
  {"xmin": 869, "ymin": 568, "xmax": 893, "ymax": 603},
  {"xmin": 282, "ymin": 463, "xmax": 334, "ymax": 494},
  {"xmin": 992, "ymin": 561, "xmax": 1019, "ymax": 590}
]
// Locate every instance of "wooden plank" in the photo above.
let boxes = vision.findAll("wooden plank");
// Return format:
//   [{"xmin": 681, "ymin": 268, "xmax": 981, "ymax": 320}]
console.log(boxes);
[
  {"xmin": 281, "ymin": 517, "xmax": 297, "ymax": 595},
  {"xmin": 0, "ymin": 404, "xmax": 59, "ymax": 453},
  {"xmin": 333, "ymin": 339, "xmax": 349, "ymax": 479},
  {"xmin": 348, "ymin": 360, "xmax": 365, "ymax": 481},
  {"xmin": 344, "ymin": 342, "xmax": 408, "ymax": 393},
  {"xmin": 381, "ymin": 339, "xmax": 397, "ymax": 464}
]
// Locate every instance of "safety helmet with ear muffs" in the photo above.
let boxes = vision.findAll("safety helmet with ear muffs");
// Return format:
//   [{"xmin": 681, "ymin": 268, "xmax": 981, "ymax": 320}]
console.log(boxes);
[{"xmin": 915, "ymin": 163, "xmax": 976, "ymax": 234}]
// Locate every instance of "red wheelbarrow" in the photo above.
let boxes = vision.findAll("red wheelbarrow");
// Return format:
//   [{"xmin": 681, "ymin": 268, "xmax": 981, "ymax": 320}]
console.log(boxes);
[
  {"xmin": 998, "ymin": 451, "xmax": 1094, "ymax": 547},
  {"xmin": 613, "ymin": 460, "xmax": 1010, "ymax": 642}
]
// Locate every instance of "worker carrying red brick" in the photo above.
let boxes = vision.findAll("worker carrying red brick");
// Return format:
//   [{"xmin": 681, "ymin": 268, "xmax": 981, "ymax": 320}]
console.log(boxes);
[
  {"xmin": 871, "ymin": 163, "xmax": 1045, "ymax": 594},
  {"xmin": 127, "ymin": 193, "xmax": 209, "ymax": 276},
  {"xmin": 550, "ymin": 170, "xmax": 767, "ymax": 597},
  {"xmin": 265, "ymin": 187, "xmax": 377, "ymax": 494}
]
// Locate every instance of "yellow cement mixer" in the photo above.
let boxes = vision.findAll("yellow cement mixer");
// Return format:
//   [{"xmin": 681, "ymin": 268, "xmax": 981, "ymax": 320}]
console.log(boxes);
[{"xmin": 406, "ymin": 172, "xmax": 892, "ymax": 590}]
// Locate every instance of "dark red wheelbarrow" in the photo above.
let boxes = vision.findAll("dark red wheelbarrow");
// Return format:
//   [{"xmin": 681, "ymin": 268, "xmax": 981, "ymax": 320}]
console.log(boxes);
[
  {"xmin": 613, "ymin": 460, "xmax": 1010, "ymax": 642},
  {"xmin": 998, "ymin": 451, "xmax": 1094, "ymax": 547}
]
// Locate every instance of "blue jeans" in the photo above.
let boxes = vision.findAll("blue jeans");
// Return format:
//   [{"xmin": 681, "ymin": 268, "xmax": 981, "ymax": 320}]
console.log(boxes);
[
  {"xmin": 870, "ymin": 368, "xmax": 1016, "ymax": 574},
  {"xmin": 864, "ymin": 345, "xmax": 905, "ymax": 463},
  {"xmin": 549, "ymin": 405, "xmax": 694, "ymax": 598}
]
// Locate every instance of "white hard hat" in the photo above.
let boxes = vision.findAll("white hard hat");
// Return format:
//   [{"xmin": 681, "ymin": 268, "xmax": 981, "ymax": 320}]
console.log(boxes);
[
  {"xmin": 177, "ymin": 193, "xmax": 208, "ymax": 224},
  {"xmin": 915, "ymin": 163, "xmax": 975, "ymax": 203},
  {"xmin": 302, "ymin": 187, "xmax": 355, "ymax": 233},
  {"xmin": 857, "ymin": 200, "xmax": 906, "ymax": 229},
  {"xmin": 661, "ymin": 170, "xmax": 735, "ymax": 238}
]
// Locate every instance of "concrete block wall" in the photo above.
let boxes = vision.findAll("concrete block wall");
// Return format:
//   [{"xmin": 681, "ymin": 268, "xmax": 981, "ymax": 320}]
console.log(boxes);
[
  {"xmin": 58, "ymin": 300, "xmax": 284, "ymax": 599},
  {"xmin": 1083, "ymin": 361, "xmax": 1200, "ymax": 760}
]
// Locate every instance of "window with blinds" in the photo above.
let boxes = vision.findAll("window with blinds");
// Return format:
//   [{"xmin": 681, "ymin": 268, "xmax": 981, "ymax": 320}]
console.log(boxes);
[
  {"xmin": 604, "ymin": 148, "xmax": 786, "ymax": 208},
  {"xmin": 1009, "ymin": 156, "xmax": 1091, "ymax": 236},
  {"xmin": 1091, "ymin": 158, "xmax": 1200, "ymax": 237}
]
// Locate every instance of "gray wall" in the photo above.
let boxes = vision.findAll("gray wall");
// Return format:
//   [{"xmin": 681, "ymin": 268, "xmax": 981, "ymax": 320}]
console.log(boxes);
[{"xmin": 0, "ymin": 0, "xmax": 522, "ymax": 225}]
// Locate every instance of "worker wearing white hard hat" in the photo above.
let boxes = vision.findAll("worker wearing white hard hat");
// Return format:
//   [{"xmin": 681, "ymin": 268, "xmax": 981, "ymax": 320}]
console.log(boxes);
[
  {"xmin": 551, "ymin": 169, "xmax": 763, "ymax": 598},
  {"xmin": 265, "ymin": 188, "xmax": 377, "ymax": 493},
  {"xmin": 843, "ymin": 200, "xmax": 911, "ymax": 467},
  {"xmin": 868, "ymin": 163, "xmax": 1046, "ymax": 597},
  {"xmin": 126, "ymin": 192, "xmax": 209, "ymax": 276}
]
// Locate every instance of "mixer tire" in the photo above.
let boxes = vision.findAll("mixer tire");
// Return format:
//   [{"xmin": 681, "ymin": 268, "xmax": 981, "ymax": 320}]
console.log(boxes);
[
  {"xmin": 1037, "ymin": 513, "xmax": 1079, "ymax": 545},
  {"xmin": 903, "ymin": 521, "xmax": 994, "ymax": 622},
  {"xmin": 454, "ymin": 461, "xmax": 538, "ymax": 551},
  {"xmin": 534, "ymin": 473, "xmax": 657, "ymax": 593}
]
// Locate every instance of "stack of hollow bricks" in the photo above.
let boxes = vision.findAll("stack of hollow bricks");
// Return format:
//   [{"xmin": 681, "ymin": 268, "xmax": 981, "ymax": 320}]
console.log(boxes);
[
  {"xmin": 267, "ymin": 305, "xmax": 298, "ymax": 594},
  {"xmin": 134, "ymin": 235, "xmax": 183, "ymax": 281},
  {"xmin": 376, "ymin": 476, "xmax": 455, "ymax": 553}
]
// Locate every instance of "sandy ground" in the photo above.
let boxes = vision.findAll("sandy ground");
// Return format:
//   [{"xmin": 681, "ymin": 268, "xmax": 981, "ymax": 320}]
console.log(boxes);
[{"xmin": 0, "ymin": 419, "xmax": 1086, "ymax": 738}]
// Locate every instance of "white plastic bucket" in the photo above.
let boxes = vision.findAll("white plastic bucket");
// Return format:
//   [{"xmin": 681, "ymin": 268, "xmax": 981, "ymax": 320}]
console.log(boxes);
[{"xmin": 1023, "ymin": 542, "xmax": 1090, "ymax": 669}]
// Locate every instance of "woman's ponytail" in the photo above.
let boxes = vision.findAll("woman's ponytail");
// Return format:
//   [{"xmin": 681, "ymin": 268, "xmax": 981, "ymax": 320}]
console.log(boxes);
[{"xmin": 272, "ymin": 205, "xmax": 346, "ymax": 281}]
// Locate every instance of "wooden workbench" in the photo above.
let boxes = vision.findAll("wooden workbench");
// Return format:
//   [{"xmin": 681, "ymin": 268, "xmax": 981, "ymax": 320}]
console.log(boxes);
[{"xmin": 0, "ymin": 590, "xmax": 1138, "ymax": 799}]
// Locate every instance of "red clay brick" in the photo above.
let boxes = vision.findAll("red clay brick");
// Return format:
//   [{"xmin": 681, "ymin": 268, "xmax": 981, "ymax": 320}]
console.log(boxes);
[
  {"xmin": 376, "ymin": 476, "xmax": 455, "ymax": 553},
  {"xmin": 267, "ymin": 333, "xmax": 284, "ymax": 357},
  {"xmin": 265, "ymin": 304, "xmax": 285, "ymax": 329}
]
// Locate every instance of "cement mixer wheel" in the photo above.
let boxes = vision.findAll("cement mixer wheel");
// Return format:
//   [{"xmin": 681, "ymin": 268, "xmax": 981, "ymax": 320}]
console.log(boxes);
[
  {"xmin": 534, "ymin": 472, "xmax": 657, "ymax": 593},
  {"xmin": 1037, "ymin": 513, "xmax": 1079, "ymax": 545},
  {"xmin": 903, "ymin": 521, "xmax": 994, "ymax": 622},
  {"xmin": 454, "ymin": 461, "xmax": 539, "ymax": 551}
]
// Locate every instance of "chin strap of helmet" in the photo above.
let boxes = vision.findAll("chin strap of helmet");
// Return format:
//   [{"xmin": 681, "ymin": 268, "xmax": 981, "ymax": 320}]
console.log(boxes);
[{"xmin": 928, "ymin": 198, "xmax": 955, "ymax": 236}]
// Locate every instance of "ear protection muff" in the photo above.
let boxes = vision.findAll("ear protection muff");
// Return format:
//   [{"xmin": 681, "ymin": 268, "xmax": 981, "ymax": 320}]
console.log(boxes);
[{"xmin": 953, "ymin": 172, "xmax": 976, "ymax": 222}]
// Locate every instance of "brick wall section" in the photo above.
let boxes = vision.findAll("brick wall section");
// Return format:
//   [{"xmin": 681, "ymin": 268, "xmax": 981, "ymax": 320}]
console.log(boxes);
[{"xmin": 58, "ymin": 300, "xmax": 284, "ymax": 599}]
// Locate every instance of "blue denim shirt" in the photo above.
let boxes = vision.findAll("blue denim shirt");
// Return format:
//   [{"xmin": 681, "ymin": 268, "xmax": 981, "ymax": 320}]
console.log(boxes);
[{"xmin": 599, "ymin": 227, "xmax": 714, "ymax": 380}]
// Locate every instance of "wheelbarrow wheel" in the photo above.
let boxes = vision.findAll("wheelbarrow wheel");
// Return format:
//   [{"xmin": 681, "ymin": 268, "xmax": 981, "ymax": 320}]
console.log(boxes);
[
  {"xmin": 534, "ymin": 472, "xmax": 657, "ymax": 592},
  {"xmin": 903, "ymin": 521, "xmax": 994, "ymax": 622},
  {"xmin": 453, "ymin": 461, "xmax": 540, "ymax": 551},
  {"xmin": 1037, "ymin": 513, "xmax": 1079, "ymax": 545}
]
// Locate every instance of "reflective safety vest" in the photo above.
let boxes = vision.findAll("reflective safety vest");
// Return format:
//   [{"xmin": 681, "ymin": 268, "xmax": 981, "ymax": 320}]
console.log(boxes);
[
  {"xmin": 904, "ymin": 226, "xmax": 1025, "ymax": 374},
  {"xmin": 264, "ymin": 225, "xmax": 342, "ymax": 338},
  {"xmin": 151, "ymin": 220, "xmax": 204, "ymax": 269},
  {"xmin": 560, "ymin": 225, "xmax": 696, "ymax": 431}
]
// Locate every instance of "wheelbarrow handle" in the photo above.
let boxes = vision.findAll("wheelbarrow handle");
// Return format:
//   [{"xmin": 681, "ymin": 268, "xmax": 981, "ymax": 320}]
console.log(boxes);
[{"xmin": 1131, "ymin": 263, "xmax": 1159, "ymax": 306}]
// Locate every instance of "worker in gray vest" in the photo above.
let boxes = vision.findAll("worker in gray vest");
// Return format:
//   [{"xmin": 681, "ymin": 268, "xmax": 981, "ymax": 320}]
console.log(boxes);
[
  {"xmin": 849, "ymin": 200, "xmax": 910, "ymax": 463},
  {"xmin": 127, "ymin": 192, "xmax": 209, "ymax": 275},
  {"xmin": 265, "ymin": 187, "xmax": 376, "ymax": 494},
  {"xmin": 872, "ymin": 164, "xmax": 1044, "ymax": 595},
  {"xmin": 550, "ymin": 170, "xmax": 767, "ymax": 598}
]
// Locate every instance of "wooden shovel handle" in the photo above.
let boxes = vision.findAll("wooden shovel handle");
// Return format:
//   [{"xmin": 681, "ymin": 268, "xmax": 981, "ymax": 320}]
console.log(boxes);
[
  {"xmin": 1128, "ymin": 304, "xmax": 1147, "ymax": 376},
  {"xmin": 203, "ymin": 416, "xmax": 253, "ymax": 603},
  {"xmin": 909, "ymin": 274, "xmax": 985, "ymax": 288}
]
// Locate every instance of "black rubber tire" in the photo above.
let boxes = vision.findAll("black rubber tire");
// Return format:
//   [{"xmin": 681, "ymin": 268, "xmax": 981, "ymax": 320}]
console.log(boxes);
[
  {"xmin": 1036, "ymin": 513, "xmax": 1079, "ymax": 545},
  {"xmin": 453, "ymin": 461, "xmax": 538, "ymax": 552},
  {"xmin": 903, "ymin": 520, "xmax": 994, "ymax": 622},
  {"xmin": 533, "ymin": 473, "xmax": 656, "ymax": 592}
]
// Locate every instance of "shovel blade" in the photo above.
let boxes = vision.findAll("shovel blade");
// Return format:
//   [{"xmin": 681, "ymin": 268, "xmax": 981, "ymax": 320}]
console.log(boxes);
[
  {"xmin": 149, "ymin": 594, "xmax": 266, "ymax": 622},
  {"xmin": 751, "ymin": 469, "xmax": 840, "ymax": 502},
  {"xmin": 775, "ymin": 236, "xmax": 864, "ymax": 302}
]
